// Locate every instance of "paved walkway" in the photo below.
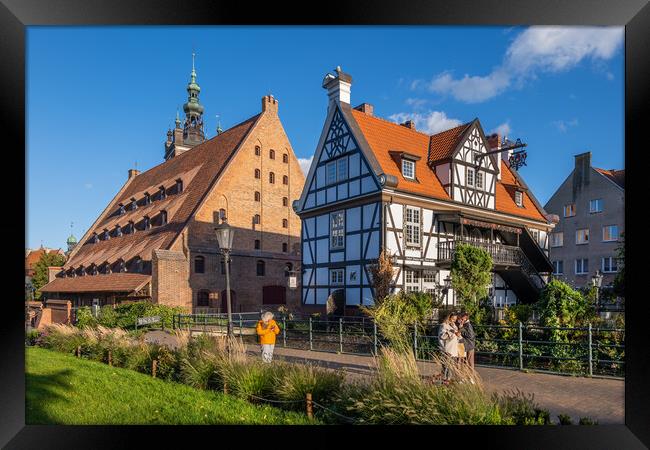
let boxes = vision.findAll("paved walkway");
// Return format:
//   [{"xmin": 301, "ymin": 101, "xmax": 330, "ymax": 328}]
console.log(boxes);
[{"xmin": 145, "ymin": 331, "xmax": 624, "ymax": 424}]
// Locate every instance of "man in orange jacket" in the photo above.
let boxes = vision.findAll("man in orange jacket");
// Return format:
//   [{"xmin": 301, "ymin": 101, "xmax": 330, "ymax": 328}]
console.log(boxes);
[{"xmin": 256, "ymin": 311, "xmax": 281, "ymax": 362}]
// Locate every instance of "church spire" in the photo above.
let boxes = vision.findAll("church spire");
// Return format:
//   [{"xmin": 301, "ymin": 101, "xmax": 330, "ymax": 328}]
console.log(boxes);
[{"xmin": 182, "ymin": 51, "xmax": 205, "ymax": 146}]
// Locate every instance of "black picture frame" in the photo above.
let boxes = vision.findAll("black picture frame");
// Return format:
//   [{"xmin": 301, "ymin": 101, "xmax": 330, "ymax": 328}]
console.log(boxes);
[{"xmin": 3, "ymin": 0, "xmax": 647, "ymax": 447}]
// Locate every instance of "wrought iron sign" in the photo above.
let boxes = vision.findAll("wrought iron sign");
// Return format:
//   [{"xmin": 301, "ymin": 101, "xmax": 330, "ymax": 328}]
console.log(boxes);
[
  {"xmin": 508, "ymin": 149, "xmax": 527, "ymax": 171},
  {"xmin": 475, "ymin": 137, "xmax": 528, "ymax": 171}
]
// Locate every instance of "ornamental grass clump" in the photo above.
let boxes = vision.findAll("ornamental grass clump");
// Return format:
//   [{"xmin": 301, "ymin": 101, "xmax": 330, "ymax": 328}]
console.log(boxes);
[
  {"xmin": 494, "ymin": 389, "xmax": 551, "ymax": 425},
  {"xmin": 274, "ymin": 363, "xmax": 344, "ymax": 409},
  {"xmin": 218, "ymin": 359, "xmax": 277, "ymax": 402},
  {"xmin": 180, "ymin": 350, "xmax": 223, "ymax": 390},
  {"xmin": 41, "ymin": 324, "xmax": 86, "ymax": 355}
]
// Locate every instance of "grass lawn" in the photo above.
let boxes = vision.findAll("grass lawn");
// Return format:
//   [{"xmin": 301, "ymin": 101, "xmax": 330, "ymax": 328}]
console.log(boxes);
[{"xmin": 26, "ymin": 347, "xmax": 316, "ymax": 425}]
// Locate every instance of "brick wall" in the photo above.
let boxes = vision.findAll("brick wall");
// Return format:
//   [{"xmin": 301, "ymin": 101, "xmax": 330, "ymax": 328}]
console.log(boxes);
[{"xmin": 152, "ymin": 248, "xmax": 192, "ymax": 311}]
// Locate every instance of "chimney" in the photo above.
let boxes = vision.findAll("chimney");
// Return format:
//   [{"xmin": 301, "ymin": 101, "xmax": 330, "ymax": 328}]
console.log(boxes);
[
  {"xmin": 573, "ymin": 151, "xmax": 592, "ymax": 193},
  {"xmin": 47, "ymin": 266, "xmax": 62, "ymax": 283},
  {"xmin": 354, "ymin": 103, "xmax": 373, "ymax": 116},
  {"xmin": 322, "ymin": 66, "xmax": 352, "ymax": 107},
  {"xmin": 400, "ymin": 120, "xmax": 416, "ymax": 130},
  {"xmin": 128, "ymin": 169, "xmax": 140, "ymax": 179},
  {"xmin": 262, "ymin": 94, "xmax": 279, "ymax": 114}
]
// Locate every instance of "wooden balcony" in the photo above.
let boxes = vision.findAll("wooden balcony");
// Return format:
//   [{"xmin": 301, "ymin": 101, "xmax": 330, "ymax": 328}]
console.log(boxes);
[{"xmin": 437, "ymin": 239, "xmax": 522, "ymax": 266}]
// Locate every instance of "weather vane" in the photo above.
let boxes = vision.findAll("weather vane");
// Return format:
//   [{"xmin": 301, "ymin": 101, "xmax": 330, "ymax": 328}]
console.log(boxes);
[{"xmin": 474, "ymin": 137, "xmax": 528, "ymax": 171}]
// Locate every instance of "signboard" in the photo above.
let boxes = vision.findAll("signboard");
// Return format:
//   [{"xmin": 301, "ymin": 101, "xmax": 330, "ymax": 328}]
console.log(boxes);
[
  {"xmin": 288, "ymin": 276, "xmax": 297, "ymax": 289},
  {"xmin": 135, "ymin": 315, "xmax": 161, "ymax": 330}
]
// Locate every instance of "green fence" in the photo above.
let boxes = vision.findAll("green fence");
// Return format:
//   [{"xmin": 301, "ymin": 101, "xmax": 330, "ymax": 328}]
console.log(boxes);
[{"xmin": 173, "ymin": 313, "xmax": 624, "ymax": 378}]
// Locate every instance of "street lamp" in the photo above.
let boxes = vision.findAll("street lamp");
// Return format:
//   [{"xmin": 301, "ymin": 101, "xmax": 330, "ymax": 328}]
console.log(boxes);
[
  {"xmin": 442, "ymin": 275, "xmax": 452, "ymax": 308},
  {"xmin": 214, "ymin": 219, "xmax": 235, "ymax": 338},
  {"xmin": 591, "ymin": 269, "xmax": 603, "ymax": 311}
]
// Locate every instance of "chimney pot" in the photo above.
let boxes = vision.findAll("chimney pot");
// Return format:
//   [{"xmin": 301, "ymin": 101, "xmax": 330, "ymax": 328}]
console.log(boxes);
[
  {"xmin": 354, "ymin": 103, "xmax": 374, "ymax": 116},
  {"xmin": 400, "ymin": 120, "xmax": 415, "ymax": 130}
]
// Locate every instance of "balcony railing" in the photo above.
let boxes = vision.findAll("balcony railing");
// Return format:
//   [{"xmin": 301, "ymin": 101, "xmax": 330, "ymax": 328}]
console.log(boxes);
[
  {"xmin": 437, "ymin": 238, "xmax": 521, "ymax": 266},
  {"xmin": 437, "ymin": 238, "xmax": 546, "ymax": 290}
]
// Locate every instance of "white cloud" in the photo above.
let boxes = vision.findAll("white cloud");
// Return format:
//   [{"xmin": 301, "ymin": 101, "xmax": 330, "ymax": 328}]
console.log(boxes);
[
  {"xmin": 415, "ymin": 26, "xmax": 623, "ymax": 103},
  {"xmin": 84, "ymin": 183, "xmax": 93, "ymax": 189},
  {"xmin": 552, "ymin": 118, "xmax": 579, "ymax": 133},
  {"xmin": 297, "ymin": 156, "xmax": 313, "ymax": 176},
  {"xmin": 388, "ymin": 110, "xmax": 462, "ymax": 134},
  {"xmin": 491, "ymin": 121, "xmax": 512, "ymax": 137},
  {"xmin": 405, "ymin": 97, "xmax": 428, "ymax": 110}
]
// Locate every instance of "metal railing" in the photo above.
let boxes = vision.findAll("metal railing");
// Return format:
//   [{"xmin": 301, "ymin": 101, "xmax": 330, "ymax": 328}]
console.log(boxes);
[
  {"xmin": 437, "ymin": 238, "xmax": 522, "ymax": 266},
  {"xmin": 173, "ymin": 313, "xmax": 624, "ymax": 378}
]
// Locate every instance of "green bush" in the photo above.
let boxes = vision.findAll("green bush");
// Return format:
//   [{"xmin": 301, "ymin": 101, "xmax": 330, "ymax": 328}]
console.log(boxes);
[
  {"xmin": 75, "ymin": 307, "xmax": 98, "ymax": 329},
  {"xmin": 495, "ymin": 389, "xmax": 551, "ymax": 425},
  {"xmin": 557, "ymin": 414, "xmax": 573, "ymax": 425},
  {"xmin": 26, "ymin": 329, "xmax": 41, "ymax": 346},
  {"xmin": 578, "ymin": 416, "xmax": 598, "ymax": 425},
  {"xmin": 97, "ymin": 305, "xmax": 118, "ymax": 328}
]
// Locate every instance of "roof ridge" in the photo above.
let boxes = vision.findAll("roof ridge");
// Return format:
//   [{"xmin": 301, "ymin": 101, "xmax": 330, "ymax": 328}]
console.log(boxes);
[{"xmin": 350, "ymin": 109, "xmax": 431, "ymax": 138}]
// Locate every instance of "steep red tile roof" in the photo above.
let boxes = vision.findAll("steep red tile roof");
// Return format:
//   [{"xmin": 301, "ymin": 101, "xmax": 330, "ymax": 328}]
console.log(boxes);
[
  {"xmin": 595, "ymin": 168, "xmax": 625, "ymax": 189},
  {"xmin": 39, "ymin": 273, "xmax": 150, "ymax": 293},
  {"xmin": 349, "ymin": 109, "xmax": 547, "ymax": 223},
  {"xmin": 427, "ymin": 122, "xmax": 472, "ymax": 164},
  {"xmin": 62, "ymin": 114, "xmax": 259, "ymax": 272}
]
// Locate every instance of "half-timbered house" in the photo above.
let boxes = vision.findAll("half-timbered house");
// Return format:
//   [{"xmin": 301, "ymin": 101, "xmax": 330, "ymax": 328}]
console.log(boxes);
[{"xmin": 294, "ymin": 67, "xmax": 554, "ymax": 314}]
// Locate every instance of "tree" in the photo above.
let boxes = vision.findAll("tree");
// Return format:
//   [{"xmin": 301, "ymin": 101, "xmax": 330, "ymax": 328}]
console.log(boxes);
[
  {"xmin": 369, "ymin": 250, "xmax": 395, "ymax": 304},
  {"xmin": 537, "ymin": 279, "xmax": 595, "ymax": 328},
  {"xmin": 451, "ymin": 243, "xmax": 493, "ymax": 318},
  {"xmin": 32, "ymin": 252, "xmax": 66, "ymax": 299},
  {"xmin": 613, "ymin": 232, "xmax": 624, "ymax": 298}
]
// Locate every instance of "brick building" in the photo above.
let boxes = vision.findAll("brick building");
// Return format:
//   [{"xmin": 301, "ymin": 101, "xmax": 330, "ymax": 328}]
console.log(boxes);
[{"xmin": 41, "ymin": 60, "xmax": 305, "ymax": 312}]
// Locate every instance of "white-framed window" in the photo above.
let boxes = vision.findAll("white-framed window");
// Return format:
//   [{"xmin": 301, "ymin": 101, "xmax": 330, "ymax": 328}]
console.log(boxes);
[
  {"xmin": 514, "ymin": 190, "xmax": 523, "ymax": 207},
  {"xmin": 475, "ymin": 171, "xmax": 484, "ymax": 190},
  {"xmin": 402, "ymin": 159, "xmax": 415, "ymax": 179},
  {"xmin": 552, "ymin": 260, "xmax": 564, "ymax": 275},
  {"xmin": 422, "ymin": 272, "xmax": 436, "ymax": 283},
  {"xmin": 575, "ymin": 258, "xmax": 589, "ymax": 275},
  {"xmin": 330, "ymin": 269, "xmax": 345, "ymax": 285},
  {"xmin": 589, "ymin": 199, "xmax": 603, "ymax": 213},
  {"xmin": 550, "ymin": 232, "xmax": 564, "ymax": 247},
  {"xmin": 576, "ymin": 229, "xmax": 589, "ymax": 245},
  {"xmin": 404, "ymin": 269, "xmax": 419, "ymax": 293},
  {"xmin": 602, "ymin": 257, "xmax": 618, "ymax": 273},
  {"xmin": 466, "ymin": 167, "xmax": 475, "ymax": 187},
  {"xmin": 404, "ymin": 206, "xmax": 421, "ymax": 247},
  {"xmin": 602, "ymin": 225, "xmax": 619, "ymax": 242},
  {"xmin": 330, "ymin": 211, "xmax": 345, "ymax": 249},
  {"xmin": 326, "ymin": 157, "xmax": 348, "ymax": 185},
  {"xmin": 563, "ymin": 203, "xmax": 576, "ymax": 217}
]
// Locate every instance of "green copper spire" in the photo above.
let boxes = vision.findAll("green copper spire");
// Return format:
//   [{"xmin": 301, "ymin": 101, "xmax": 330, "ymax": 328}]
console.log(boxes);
[{"xmin": 182, "ymin": 51, "xmax": 205, "ymax": 146}]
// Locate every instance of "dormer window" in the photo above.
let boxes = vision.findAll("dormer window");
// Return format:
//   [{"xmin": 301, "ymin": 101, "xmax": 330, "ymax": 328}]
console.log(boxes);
[
  {"xmin": 118, "ymin": 203, "xmax": 126, "ymax": 215},
  {"xmin": 143, "ymin": 216, "xmax": 151, "ymax": 230},
  {"xmin": 115, "ymin": 225, "xmax": 122, "ymax": 237},
  {"xmin": 159, "ymin": 186, "xmax": 166, "ymax": 200},
  {"xmin": 160, "ymin": 210, "xmax": 168, "ymax": 226},
  {"xmin": 514, "ymin": 190, "xmax": 523, "ymax": 207},
  {"xmin": 91, "ymin": 233, "xmax": 98, "ymax": 244},
  {"xmin": 127, "ymin": 221, "xmax": 135, "ymax": 234},
  {"xmin": 103, "ymin": 229, "xmax": 110, "ymax": 240},
  {"xmin": 176, "ymin": 179, "xmax": 183, "ymax": 194},
  {"xmin": 402, "ymin": 160, "xmax": 415, "ymax": 180},
  {"xmin": 131, "ymin": 198, "xmax": 138, "ymax": 211},
  {"xmin": 144, "ymin": 192, "xmax": 151, "ymax": 205},
  {"xmin": 91, "ymin": 265, "xmax": 98, "ymax": 276}
]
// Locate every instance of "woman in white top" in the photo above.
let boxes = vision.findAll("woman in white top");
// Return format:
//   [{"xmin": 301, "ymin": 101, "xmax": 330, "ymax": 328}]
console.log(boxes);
[{"xmin": 438, "ymin": 311, "xmax": 461, "ymax": 381}]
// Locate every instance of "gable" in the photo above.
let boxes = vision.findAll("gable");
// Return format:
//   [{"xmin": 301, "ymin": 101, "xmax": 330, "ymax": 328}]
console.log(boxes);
[{"xmin": 300, "ymin": 105, "xmax": 380, "ymax": 211}]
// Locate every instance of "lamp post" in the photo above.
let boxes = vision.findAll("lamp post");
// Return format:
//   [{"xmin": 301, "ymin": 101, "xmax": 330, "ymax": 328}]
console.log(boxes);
[
  {"xmin": 214, "ymin": 220, "xmax": 235, "ymax": 338},
  {"xmin": 443, "ymin": 275, "xmax": 452, "ymax": 308},
  {"xmin": 591, "ymin": 269, "xmax": 603, "ymax": 311}
]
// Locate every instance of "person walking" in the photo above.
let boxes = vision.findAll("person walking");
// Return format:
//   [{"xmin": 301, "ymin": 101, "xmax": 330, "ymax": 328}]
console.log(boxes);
[
  {"xmin": 459, "ymin": 312, "xmax": 476, "ymax": 369},
  {"xmin": 438, "ymin": 311, "xmax": 461, "ymax": 382},
  {"xmin": 256, "ymin": 311, "xmax": 281, "ymax": 363}
]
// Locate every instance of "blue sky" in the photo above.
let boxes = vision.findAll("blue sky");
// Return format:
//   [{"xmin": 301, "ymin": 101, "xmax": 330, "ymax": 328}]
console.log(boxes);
[{"xmin": 27, "ymin": 26, "xmax": 624, "ymax": 250}]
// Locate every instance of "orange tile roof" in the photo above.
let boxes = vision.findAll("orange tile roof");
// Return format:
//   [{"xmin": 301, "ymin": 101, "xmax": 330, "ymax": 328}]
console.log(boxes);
[
  {"xmin": 595, "ymin": 167, "xmax": 625, "ymax": 189},
  {"xmin": 348, "ymin": 109, "xmax": 548, "ymax": 223},
  {"xmin": 40, "ymin": 273, "xmax": 150, "ymax": 293},
  {"xmin": 64, "ymin": 114, "xmax": 259, "ymax": 271}
]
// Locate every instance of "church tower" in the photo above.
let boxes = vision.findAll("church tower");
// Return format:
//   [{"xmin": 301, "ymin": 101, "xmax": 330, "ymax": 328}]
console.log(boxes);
[{"xmin": 164, "ymin": 52, "xmax": 206, "ymax": 160}]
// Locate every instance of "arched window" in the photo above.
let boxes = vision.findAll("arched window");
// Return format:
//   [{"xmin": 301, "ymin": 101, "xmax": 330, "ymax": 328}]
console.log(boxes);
[
  {"xmin": 197, "ymin": 290, "xmax": 210, "ymax": 307},
  {"xmin": 256, "ymin": 260, "xmax": 265, "ymax": 276},
  {"xmin": 269, "ymin": 149, "xmax": 275, "ymax": 159},
  {"xmin": 283, "ymin": 153, "xmax": 288, "ymax": 163},
  {"xmin": 253, "ymin": 214, "xmax": 261, "ymax": 225},
  {"xmin": 282, "ymin": 197, "xmax": 288, "ymax": 207},
  {"xmin": 282, "ymin": 242, "xmax": 288, "ymax": 253},
  {"xmin": 282, "ymin": 219, "xmax": 288, "ymax": 228},
  {"xmin": 254, "ymin": 239, "xmax": 260, "ymax": 249},
  {"xmin": 255, "ymin": 146, "xmax": 261, "ymax": 156},
  {"xmin": 269, "ymin": 172, "xmax": 275, "ymax": 184},
  {"xmin": 219, "ymin": 209, "xmax": 227, "ymax": 223},
  {"xmin": 254, "ymin": 191, "xmax": 261, "ymax": 202},
  {"xmin": 283, "ymin": 175, "xmax": 288, "ymax": 185},
  {"xmin": 255, "ymin": 169, "xmax": 261, "ymax": 179},
  {"xmin": 160, "ymin": 210, "xmax": 168, "ymax": 226},
  {"xmin": 194, "ymin": 255, "xmax": 205, "ymax": 274}
]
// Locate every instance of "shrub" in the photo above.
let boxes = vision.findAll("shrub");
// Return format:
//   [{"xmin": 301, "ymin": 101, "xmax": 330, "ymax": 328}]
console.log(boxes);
[
  {"xmin": 579, "ymin": 416, "xmax": 598, "ymax": 425},
  {"xmin": 218, "ymin": 360, "xmax": 276, "ymax": 401},
  {"xmin": 275, "ymin": 363, "xmax": 344, "ymax": 408},
  {"xmin": 451, "ymin": 243, "xmax": 493, "ymax": 317},
  {"xmin": 495, "ymin": 389, "xmax": 551, "ymax": 425},
  {"xmin": 97, "ymin": 306, "xmax": 118, "ymax": 328},
  {"xmin": 26, "ymin": 329, "xmax": 41, "ymax": 346},
  {"xmin": 557, "ymin": 414, "xmax": 573, "ymax": 425},
  {"xmin": 75, "ymin": 307, "xmax": 98, "ymax": 329},
  {"xmin": 40, "ymin": 324, "xmax": 86, "ymax": 355},
  {"xmin": 180, "ymin": 352, "xmax": 223, "ymax": 390}
]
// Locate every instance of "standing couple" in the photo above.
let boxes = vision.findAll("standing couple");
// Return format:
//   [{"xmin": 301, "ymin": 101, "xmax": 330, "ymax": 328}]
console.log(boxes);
[{"xmin": 438, "ymin": 311, "xmax": 475, "ymax": 381}]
